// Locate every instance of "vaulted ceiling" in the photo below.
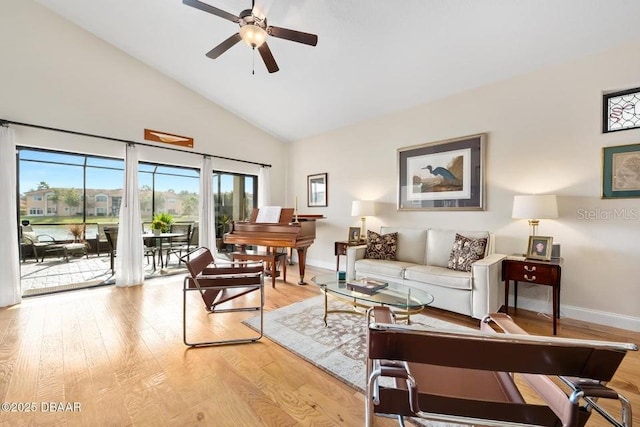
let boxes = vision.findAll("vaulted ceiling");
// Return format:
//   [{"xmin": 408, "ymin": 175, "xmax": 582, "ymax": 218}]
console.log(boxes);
[{"xmin": 36, "ymin": 0, "xmax": 640, "ymax": 142}]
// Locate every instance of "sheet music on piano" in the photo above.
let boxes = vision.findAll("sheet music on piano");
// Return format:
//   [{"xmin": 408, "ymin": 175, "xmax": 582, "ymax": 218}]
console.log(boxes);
[{"xmin": 255, "ymin": 206, "xmax": 282, "ymax": 223}]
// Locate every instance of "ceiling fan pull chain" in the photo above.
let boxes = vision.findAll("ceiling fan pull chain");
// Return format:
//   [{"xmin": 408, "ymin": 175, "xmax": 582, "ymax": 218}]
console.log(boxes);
[{"xmin": 252, "ymin": 47, "xmax": 255, "ymax": 75}]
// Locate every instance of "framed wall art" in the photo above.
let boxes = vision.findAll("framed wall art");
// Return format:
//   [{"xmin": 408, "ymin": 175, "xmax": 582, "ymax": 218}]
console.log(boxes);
[
  {"xmin": 603, "ymin": 87, "xmax": 640, "ymax": 133},
  {"xmin": 602, "ymin": 143, "xmax": 640, "ymax": 198},
  {"xmin": 307, "ymin": 173, "xmax": 327, "ymax": 207},
  {"xmin": 397, "ymin": 133, "xmax": 486, "ymax": 211},
  {"xmin": 526, "ymin": 236, "xmax": 553, "ymax": 261}
]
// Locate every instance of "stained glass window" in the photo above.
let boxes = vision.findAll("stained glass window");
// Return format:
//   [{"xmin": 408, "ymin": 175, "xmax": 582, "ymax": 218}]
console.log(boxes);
[{"xmin": 603, "ymin": 87, "xmax": 640, "ymax": 133}]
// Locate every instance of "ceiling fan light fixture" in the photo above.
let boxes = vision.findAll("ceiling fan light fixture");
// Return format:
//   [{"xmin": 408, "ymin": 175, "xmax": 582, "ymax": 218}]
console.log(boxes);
[{"xmin": 239, "ymin": 24, "xmax": 267, "ymax": 48}]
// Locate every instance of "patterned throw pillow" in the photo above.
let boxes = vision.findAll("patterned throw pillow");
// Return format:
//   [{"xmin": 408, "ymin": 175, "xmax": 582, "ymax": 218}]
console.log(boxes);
[
  {"xmin": 447, "ymin": 233, "xmax": 487, "ymax": 272},
  {"xmin": 364, "ymin": 230, "xmax": 398, "ymax": 260}
]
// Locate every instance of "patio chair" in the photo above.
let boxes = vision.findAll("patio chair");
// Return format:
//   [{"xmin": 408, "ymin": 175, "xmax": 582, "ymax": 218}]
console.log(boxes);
[
  {"xmin": 42, "ymin": 241, "xmax": 89, "ymax": 262},
  {"xmin": 365, "ymin": 306, "xmax": 637, "ymax": 427},
  {"xmin": 164, "ymin": 223, "xmax": 193, "ymax": 266},
  {"xmin": 182, "ymin": 247, "xmax": 264, "ymax": 347},
  {"xmin": 96, "ymin": 223, "xmax": 117, "ymax": 256},
  {"xmin": 21, "ymin": 231, "xmax": 56, "ymax": 262},
  {"xmin": 104, "ymin": 226, "xmax": 157, "ymax": 272}
]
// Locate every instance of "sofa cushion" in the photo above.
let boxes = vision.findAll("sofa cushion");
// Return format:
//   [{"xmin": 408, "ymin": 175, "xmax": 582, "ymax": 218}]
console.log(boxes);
[
  {"xmin": 355, "ymin": 259, "xmax": 413, "ymax": 280},
  {"xmin": 404, "ymin": 265, "xmax": 472, "ymax": 290},
  {"xmin": 381, "ymin": 227, "xmax": 427, "ymax": 265},
  {"xmin": 22, "ymin": 231, "xmax": 38, "ymax": 243},
  {"xmin": 364, "ymin": 230, "xmax": 398, "ymax": 260},
  {"xmin": 447, "ymin": 233, "xmax": 488, "ymax": 272},
  {"xmin": 427, "ymin": 229, "xmax": 490, "ymax": 267}
]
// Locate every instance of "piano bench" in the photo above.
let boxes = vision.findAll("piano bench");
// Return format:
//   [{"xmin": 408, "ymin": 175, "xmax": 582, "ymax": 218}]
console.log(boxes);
[{"xmin": 230, "ymin": 250, "xmax": 287, "ymax": 288}]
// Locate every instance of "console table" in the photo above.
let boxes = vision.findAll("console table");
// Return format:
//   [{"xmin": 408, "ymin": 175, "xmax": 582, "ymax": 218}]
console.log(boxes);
[
  {"xmin": 502, "ymin": 257, "xmax": 563, "ymax": 335},
  {"xmin": 334, "ymin": 240, "xmax": 365, "ymax": 271}
]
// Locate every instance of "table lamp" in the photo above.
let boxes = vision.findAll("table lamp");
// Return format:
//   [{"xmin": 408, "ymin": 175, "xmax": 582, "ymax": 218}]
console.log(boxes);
[
  {"xmin": 351, "ymin": 200, "xmax": 376, "ymax": 240},
  {"xmin": 512, "ymin": 194, "xmax": 558, "ymax": 235}
]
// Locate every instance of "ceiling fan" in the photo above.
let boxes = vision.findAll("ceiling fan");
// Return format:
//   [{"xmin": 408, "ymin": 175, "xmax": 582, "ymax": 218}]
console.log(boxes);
[{"xmin": 183, "ymin": 0, "xmax": 318, "ymax": 73}]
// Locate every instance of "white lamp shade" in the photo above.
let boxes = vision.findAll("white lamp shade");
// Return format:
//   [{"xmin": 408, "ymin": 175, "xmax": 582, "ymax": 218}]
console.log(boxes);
[
  {"xmin": 512, "ymin": 195, "xmax": 558, "ymax": 219},
  {"xmin": 351, "ymin": 200, "xmax": 376, "ymax": 217}
]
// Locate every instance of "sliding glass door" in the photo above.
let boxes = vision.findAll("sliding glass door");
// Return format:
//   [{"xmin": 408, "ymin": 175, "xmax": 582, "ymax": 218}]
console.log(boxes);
[
  {"xmin": 213, "ymin": 172, "xmax": 257, "ymax": 250},
  {"xmin": 17, "ymin": 147, "xmax": 257, "ymax": 294}
]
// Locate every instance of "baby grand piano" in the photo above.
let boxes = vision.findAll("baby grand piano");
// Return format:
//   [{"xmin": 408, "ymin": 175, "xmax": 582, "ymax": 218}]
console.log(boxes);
[{"xmin": 223, "ymin": 208, "xmax": 317, "ymax": 285}]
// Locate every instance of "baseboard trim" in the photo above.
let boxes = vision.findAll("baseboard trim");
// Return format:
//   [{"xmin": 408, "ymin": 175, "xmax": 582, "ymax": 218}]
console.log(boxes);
[
  {"xmin": 307, "ymin": 259, "xmax": 335, "ymax": 272},
  {"xmin": 509, "ymin": 295, "xmax": 640, "ymax": 332}
]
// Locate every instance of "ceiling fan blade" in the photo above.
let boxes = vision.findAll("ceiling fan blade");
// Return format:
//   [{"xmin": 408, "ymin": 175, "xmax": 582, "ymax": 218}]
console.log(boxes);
[
  {"xmin": 258, "ymin": 42, "xmax": 279, "ymax": 73},
  {"xmin": 206, "ymin": 33, "xmax": 242, "ymax": 59},
  {"xmin": 267, "ymin": 26, "xmax": 317, "ymax": 46},
  {"xmin": 183, "ymin": 0, "xmax": 239, "ymax": 23}
]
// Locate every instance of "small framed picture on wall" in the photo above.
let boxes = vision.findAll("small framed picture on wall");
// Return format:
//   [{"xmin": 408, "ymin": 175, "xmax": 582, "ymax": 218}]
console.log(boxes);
[{"xmin": 307, "ymin": 173, "xmax": 328, "ymax": 207}]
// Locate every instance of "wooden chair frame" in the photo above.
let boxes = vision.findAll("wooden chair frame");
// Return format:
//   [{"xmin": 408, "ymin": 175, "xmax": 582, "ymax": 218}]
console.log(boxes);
[
  {"xmin": 365, "ymin": 307, "xmax": 637, "ymax": 427},
  {"xmin": 182, "ymin": 247, "xmax": 264, "ymax": 347}
]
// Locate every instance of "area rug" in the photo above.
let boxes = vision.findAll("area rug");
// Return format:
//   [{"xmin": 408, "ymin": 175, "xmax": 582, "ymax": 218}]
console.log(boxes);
[{"xmin": 243, "ymin": 296, "xmax": 473, "ymax": 426}]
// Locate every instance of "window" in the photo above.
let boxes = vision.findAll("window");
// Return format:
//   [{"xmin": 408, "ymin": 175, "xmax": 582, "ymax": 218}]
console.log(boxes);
[
  {"xmin": 213, "ymin": 172, "xmax": 257, "ymax": 238},
  {"xmin": 18, "ymin": 148, "xmax": 124, "ymax": 240},
  {"xmin": 138, "ymin": 163, "xmax": 199, "ymax": 224}
]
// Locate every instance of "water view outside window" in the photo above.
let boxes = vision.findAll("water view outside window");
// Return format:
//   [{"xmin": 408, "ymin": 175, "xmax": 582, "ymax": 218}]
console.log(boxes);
[
  {"xmin": 19, "ymin": 148, "xmax": 257, "ymax": 245},
  {"xmin": 19, "ymin": 149, "xmax": 123, "ymax": 241},
  {"xmin": 19, "ymin": 151, "xmax": 202, "ymax": 240}
]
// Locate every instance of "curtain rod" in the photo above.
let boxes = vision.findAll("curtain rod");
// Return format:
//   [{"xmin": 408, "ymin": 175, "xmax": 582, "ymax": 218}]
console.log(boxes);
[{"xmin": 0, "ymin": 119, "xmax": 271, "ymax": 168}]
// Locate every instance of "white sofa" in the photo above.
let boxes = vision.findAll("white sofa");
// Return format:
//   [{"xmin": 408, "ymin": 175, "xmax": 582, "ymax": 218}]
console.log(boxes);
[{"xmin": 346, "ymin": 227, "xmax": 505, "ymax": 319}]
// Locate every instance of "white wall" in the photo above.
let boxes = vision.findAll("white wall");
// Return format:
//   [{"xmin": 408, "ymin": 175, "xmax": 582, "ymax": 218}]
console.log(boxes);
[
  {"xmin": 289, "ymin": 40, "xmax": 640, "ymax": 331},
  {"xmin": 0, "ymin": 0, "xmax": 286, "ymax": 194}
]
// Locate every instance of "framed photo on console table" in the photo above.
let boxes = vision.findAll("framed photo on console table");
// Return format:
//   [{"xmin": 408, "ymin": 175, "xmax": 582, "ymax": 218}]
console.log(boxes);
[
  {"xmin": 398, "ymin": 133, "xmax": 486, "ymax": 210},
  {"xmin": 348, "ymin": 227, "xmax": 361, "ymax": 245},
  {"xmin": 602, "ymin": 143, "xmax": 640, "ymax": 199},
  {"xmin": 526, "ymin": 236, "xmax": 553, "ymax": 261},
  {"xmin": 307, "ymin": 173, "xmax": 328, "ymax": 207}
]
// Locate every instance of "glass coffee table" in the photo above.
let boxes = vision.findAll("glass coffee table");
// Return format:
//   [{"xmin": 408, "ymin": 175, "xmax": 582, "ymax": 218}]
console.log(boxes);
[{"xmin": 311, "ymin": 274, "xmax": 434, "ymax": 326}]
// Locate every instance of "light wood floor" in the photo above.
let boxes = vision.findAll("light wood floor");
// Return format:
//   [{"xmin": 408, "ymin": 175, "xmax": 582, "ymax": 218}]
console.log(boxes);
[{"xmin": 1, "ymin": 265, "xmax": 638, "ymax": 426}]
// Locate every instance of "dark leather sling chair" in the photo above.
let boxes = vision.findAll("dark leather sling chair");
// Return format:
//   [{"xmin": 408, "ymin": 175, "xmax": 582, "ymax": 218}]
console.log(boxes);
[
  {"xmin": 366, "ymin": 306, "xmax": 637, "ymax": 427},
  {"xmin": 182, "ymin": 247, "xmax": 264, "ymax": 347}
]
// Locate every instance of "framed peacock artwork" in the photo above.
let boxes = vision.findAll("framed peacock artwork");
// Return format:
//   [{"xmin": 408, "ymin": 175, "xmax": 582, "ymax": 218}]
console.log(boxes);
[{"xmin": 397, "ymin": 134, "xmax": 486, "ymax": 211}]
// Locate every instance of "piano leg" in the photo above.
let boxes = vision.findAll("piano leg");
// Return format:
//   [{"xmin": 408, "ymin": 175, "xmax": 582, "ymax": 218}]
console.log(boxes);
[{"xmin": 296, "ymin": 246, "xmax": 309, "ymax": 285}]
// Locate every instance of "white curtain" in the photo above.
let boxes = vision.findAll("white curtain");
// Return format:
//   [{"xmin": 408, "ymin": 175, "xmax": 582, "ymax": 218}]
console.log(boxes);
[
  {"xmin": 199, "ymin": 156, "xmax": 216, "ymax": 252},
  {"xmin": 0, "ymin": 127, "xmax": 21, "ymax": 307},
  {"xmin": 258, "ymin": 166, "xmax": 271, "ymax": 207},
  {"xmin": 115, "ymin": 144, "xmax": 144, "ymax": 286}
]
